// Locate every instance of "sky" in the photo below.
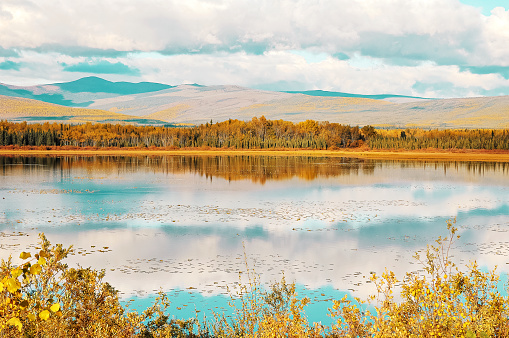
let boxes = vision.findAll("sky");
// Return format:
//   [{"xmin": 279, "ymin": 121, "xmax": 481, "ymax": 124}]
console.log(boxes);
[{"xmin": 1, "ymin": 0, "xmax": 509, "ymax": 98}]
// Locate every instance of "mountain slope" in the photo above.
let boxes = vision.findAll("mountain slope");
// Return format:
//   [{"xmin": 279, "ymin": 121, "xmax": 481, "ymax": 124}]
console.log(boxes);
[
  {"xmin": 0, "ymin": 95, "xmax": 153, "ymax": 124},
  {"xmin": 88, "ymin": 84, "xmax": 295, "ymax": 119},
  {"xmin": 54, "ymin": 76, "xmax": 173, "ymax": 95},
  {"xmin": 283, "ymin": 90, "xmax": 427, "ymax": 103},
  {"xmin": 1, "ymin": 77, "xmax": 508, "ymax": 129},
  {"xmin": 0, "ymin": 77, "xmax": 173, "ymax": 108},
  {"xmin": 87, "ymin": 84, "xmax": 509, "ymax": 128}
]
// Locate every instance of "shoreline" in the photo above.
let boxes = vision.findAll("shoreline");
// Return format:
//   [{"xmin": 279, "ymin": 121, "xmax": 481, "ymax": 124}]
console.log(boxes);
[{"xmin": 1, "ymin": 147, "xmax": 509, "ymax": 162}]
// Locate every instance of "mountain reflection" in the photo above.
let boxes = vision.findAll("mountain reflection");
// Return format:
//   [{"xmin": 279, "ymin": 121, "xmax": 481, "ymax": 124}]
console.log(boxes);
[{"xmin": 1, "ymin": 155, "xmax": 508, "ymax": 183}]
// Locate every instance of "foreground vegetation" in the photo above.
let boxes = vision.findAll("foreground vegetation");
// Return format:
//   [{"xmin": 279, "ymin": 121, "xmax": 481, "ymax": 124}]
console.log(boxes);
[
  {"xmin": 1, "ymin": 118, "xmax": 509, "ymax": 150},
  {"xmin": 1, "ymin": 221, "xmax": 508, "ymax": 337}
]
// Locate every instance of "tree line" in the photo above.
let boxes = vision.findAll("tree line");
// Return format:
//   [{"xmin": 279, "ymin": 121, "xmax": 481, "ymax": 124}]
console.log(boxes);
[
  {"xmin": 1, "ymin": 118, "xmax": 508, "ymax": 150},
  {"xmin": 368, "ymin": 128, "xmax": 509, "ymax": 150},
  {"xmin": 0, "ymin": 118, "xmax": 370, "ymax": 149}
]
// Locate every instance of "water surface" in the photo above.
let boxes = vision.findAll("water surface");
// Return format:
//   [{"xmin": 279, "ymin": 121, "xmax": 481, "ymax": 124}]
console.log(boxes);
[{"xmin": 1, "ymin": 155, "xmax": 508, "ymax": 324}]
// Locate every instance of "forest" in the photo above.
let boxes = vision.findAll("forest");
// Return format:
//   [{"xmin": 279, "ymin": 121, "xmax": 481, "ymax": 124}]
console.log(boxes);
[
  {"xmin": 369, "ymin": 128, "xmax": 509, "ymax": 150},
  {"xmin": 1, "ymin": 117, "xmax": 509, "ymax": 150}
]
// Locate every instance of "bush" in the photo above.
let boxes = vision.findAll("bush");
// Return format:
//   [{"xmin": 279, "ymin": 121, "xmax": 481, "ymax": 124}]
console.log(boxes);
[
  {"xmin": 328, "ymin": 220, "xmax": 509, "ymax": 337},
  {"xmin": 1, "ymin": 221, "xmax": 508, "ymax": 337},
  {"xmin": 0, "ymin": 234, "xmax": 201, "ymax": 337}
]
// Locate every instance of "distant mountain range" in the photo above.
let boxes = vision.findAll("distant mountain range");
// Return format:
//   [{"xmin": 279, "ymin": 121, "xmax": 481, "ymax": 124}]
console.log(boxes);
[
  {"xmin": 0, "ymin": 76, "xmax": 173, "ymax": 107},
  {"xmin": 1, "ymin": 77, "xmax": 508, "ymax": 129},
  {"xmin": 283, "ymin": 90, "xmax": 427, "ymax": 103}
]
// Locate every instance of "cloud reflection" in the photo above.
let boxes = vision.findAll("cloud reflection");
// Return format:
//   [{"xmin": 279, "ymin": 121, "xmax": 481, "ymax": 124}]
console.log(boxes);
[{"xmin": 0, "ymin": 155, "xmax": 508, "ymax": 313}]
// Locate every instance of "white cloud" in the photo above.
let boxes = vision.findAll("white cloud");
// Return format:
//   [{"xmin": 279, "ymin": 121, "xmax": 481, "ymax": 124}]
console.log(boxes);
[
  {"xmin": 3, "ymin": 49, "xmax": 509, "ymax": 98},
  {"xmin": 0, "ymin": 0, "xmax": 487, "ymax": 54},
  {"xmin": 482, "ymin": 8, "xmax": 509, "ymax": 65},
  {"xmin": 1, "ymin": 0, "xmax": 509, "ymax": 96}
]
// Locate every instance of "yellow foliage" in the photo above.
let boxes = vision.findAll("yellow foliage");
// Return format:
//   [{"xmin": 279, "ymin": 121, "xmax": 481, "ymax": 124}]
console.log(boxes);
[
  {"xmin": 50, "ymin": 303, "xmax": 60, "ymax": 312},
  {"xmin": 29, "ymin": 264, "xmax": 42, "ymax": 275},
  {"xmin": 11, "ymin": 268, "xmax": 22, "ymax": 278},
  {"xmin": 19, "ymin": 252, "xmax": 31, "ymax": 260},
  {"xmin": 39, "ymin": 310, "xmax": 50, "ymax": 321},
  {"xmin": 7, "ymin": 317, "xmax": 22, "ymax": 332},
  {"xmin": 1, "ymin": 223, "xmax": 509, "ymax": 337},
  {"xmin": 5, "ymin": 278, "xmax": 20, "ymax": 293}
]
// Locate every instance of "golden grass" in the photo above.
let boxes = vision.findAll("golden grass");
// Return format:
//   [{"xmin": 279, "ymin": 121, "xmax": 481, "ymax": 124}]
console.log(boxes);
[
  {"xmin": 1, "ymin": 148, "xmax": 508, "ymax": 162},
  {"xmin": 144, "ymin": 104, "xmax": 191, "ymax": 121},
  {"xmin": 0, "ymin": 95, "xmax": 134, "ymax": 121},
  {"xmin": 240, "ymin": 103, "xmax": 270, "ymax": 111}
]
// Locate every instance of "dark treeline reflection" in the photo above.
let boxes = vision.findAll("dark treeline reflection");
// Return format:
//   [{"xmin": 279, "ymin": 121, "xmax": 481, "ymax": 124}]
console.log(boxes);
[
  {"xmin": 0, "ymin": 155, "xmax": 375, "ymax": 183},
  {"xmin": 380, "ymin": 160, "xmax": 509, "ymax": 176},
  {"xmin": 0, "ymin": 155, "xmax": 508, "ymax": 183}
]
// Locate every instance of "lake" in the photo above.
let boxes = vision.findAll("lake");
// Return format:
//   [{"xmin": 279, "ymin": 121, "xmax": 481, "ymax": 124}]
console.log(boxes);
[{"xmin": 0, "ymin": 155, "xmax": 508, "ymax": 325}]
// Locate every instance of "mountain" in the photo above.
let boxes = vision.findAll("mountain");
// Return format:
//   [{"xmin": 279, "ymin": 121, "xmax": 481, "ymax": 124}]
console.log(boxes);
[
  {"xmin": 1, "ymin": 77, "xmax": 508, "ymax": 129},
  {"xmin": 0, "ymin": 77, "xmax": 173, "ymax": 108},
  {"xmin": 86, "ymin": 84, "xmax": 509, "ymax": 128},
  {"xmin": 54, "ymin": 76, "xmax": 173, "ymax": 95},
  {"xmin": 283, "ymin": 90, "xmax": 427, "ymax": 103}
]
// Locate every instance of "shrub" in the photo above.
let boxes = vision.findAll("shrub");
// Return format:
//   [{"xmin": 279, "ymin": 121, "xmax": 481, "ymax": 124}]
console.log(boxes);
[
  {"xmin": 328, "ymin": 220, "xmax": 509, "ymax": 337},
  {"xmin": 1, "ymin": 221, "xmax": 508, "ymax": 337},
  {"xmin": 0, "ymin": 234, "xmax": 200, "ymax": 337}
]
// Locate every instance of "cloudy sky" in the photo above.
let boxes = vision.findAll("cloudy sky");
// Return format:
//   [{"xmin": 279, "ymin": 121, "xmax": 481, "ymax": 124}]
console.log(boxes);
[{"xmin": 1, "ymin": 0, "xmax": 508, "ymax": 97}]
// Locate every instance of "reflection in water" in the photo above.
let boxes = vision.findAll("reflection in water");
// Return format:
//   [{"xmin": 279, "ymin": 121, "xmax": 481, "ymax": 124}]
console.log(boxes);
[
  {"xmin": 0, "ymin": 155, "xmax": 377, "ymax": 183},
  {"xmin": 0, "ymin": 155, "xmax": 508, "ymax": 325},
  {"xmin": 1, "ymin": 155, "xmax": 508, "ymax": 183}
]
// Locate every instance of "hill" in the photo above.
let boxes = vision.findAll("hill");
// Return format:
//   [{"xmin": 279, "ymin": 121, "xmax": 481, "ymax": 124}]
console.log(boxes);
[
  {"xmin": 0, "ymin": 95, "xmax": 170, "ymax": 125},
  {"xmin": 1, "ymin": 77, "xmax": 508, "ymax": 129},
  {"xmin": 283, "ymin": 90, "xmax": 427, "ymax": 103},
  {"xmin": 87, "ymin": 84, "xmax": 509, "ymax": 129}
]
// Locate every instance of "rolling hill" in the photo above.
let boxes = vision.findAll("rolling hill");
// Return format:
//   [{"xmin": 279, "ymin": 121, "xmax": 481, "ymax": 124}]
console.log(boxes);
[
  {"xmin": 283, "ymin": 90, "xmax": 427, "ymax": 103},
  {"xmin": 0, "ymin": 95, "xmax": 171, "ymax": 125},
  {"xmin": 1, "ymin": 77, "xmax": 508, "ymax": 129}
]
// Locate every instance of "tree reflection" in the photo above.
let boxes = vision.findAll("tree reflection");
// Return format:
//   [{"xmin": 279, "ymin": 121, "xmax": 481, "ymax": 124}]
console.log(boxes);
[{"xmin": 1, "ymin": 155, "xmax": 508, "ymax": 183}]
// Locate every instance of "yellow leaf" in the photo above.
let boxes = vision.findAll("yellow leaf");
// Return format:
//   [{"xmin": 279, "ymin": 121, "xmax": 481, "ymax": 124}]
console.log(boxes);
[
  {"xmin": 5, "ymin": 278, "xmax": 20, "ymax": 293},
  {"xmin": 6, "ymin": 317, "xmax": 18, "ymax": 325},
  {"xmin": 30, "ymin": 264, "xmax": 42, "ymax": 275},
  {"xmin": 7, "ymin": 317, "xmax": 22, "ymax": 332},
  {"xmin": 50, "ymin": 303, "xmax": 60, "ymax": 312},
  {"xmin": 0, "ymin": 282, "xmax": 3, "ymax": 292},
  {"xmin": 39, "ymin": 310, "xmax": 50, "ymax": 321},
  {"xmin": 11, "ymin": 268, "xmax": 22, "ymax": 278},
  {"xmin": 27, "ymin": 313, "xmax": 36, "ymax": 321},
  {"xmin": 38, "ymin": 257, "xmax": 46, "ymax": 266},
  {"xmin": 19, "ymin": 252, "xmax": 31, "ymax": 260}
]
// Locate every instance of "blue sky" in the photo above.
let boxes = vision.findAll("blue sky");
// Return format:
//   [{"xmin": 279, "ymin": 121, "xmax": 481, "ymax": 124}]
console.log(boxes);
[
  {"xmin": 1, "ymin": 0, "xmax": 509, "ymax": 98},
  {"xmin": 459, "ymin": 0, "xmax": 507, "ymax": 15}
]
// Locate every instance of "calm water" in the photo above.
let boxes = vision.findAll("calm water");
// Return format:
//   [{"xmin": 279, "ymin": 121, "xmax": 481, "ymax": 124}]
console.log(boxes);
[{"xmin": 1, "ymin": 155, "xmax": 508, "ymax": 325}]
